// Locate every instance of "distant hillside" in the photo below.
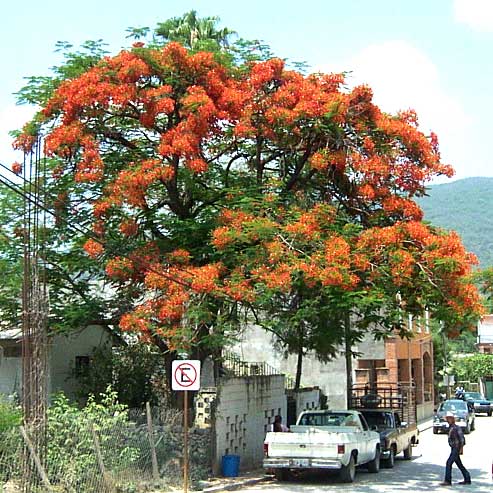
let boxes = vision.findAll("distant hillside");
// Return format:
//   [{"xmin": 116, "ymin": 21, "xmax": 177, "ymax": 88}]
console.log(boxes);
[{"xmin": 418, "ymin": 177, "xmax": 493, "ymax": 268}]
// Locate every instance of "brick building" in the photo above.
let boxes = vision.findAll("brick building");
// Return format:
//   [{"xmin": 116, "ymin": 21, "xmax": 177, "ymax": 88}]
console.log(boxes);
[{"xmin": 355, "ymin": 313, "xmax": 434, "ymax": 421}]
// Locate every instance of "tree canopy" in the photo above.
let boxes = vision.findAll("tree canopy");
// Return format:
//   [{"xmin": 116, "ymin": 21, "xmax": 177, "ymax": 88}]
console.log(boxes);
[{"xmin": 6, "ymin": 13, "xmax": 483, "ymax": 374}]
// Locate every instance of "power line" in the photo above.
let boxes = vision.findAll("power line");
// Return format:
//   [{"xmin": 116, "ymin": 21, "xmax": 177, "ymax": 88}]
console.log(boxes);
[{"xmin": 0, "ymin": 161, "xmax": 194, "ymax": 290}]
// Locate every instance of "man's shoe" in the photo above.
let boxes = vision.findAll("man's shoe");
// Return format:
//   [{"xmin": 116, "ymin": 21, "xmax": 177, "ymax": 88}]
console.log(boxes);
[
  {"xmin": 458, "ymin": 480, "xmax": 471, "ymax": 485},
  {"xmin": 439, "ymin": 481, "xmax": 451, "ymax": 486}
]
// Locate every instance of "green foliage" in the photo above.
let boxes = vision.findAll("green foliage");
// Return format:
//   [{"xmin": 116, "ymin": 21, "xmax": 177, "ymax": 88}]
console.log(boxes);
[
  {"xmin": 432, "ymin": 321, "xmax": 477, "ymax": 381},
  {"xmin": 155, "ymin": 10, "xmax": 236, "ymax": 50},
  {"xmin": 450, "ymin": 353, "xmax": 493, "ymax": 382},
  {"xmin": 73, "ymin": 344, "xmax": 164, "ymax": 408},
  {"xmin": 0, "ymin": 398, "xmax": 21, "ymax": 433},
  {"xmin": 47, "ymin": 389, "xmax": 139, "ymax": 488}
]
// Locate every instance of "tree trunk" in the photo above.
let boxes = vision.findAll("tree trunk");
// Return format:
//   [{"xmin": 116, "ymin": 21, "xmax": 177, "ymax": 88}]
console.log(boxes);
[
  {"xmin": 344, "ymin": 312, "xmax": 353, "ymax": 408},
  {"xmin": 295, "ymin": 345, "xmax": 303, "ymax": 390}
]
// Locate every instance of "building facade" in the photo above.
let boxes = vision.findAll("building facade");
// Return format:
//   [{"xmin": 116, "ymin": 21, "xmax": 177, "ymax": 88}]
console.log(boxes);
[
  {"xmin": 355, "ymin": 314, "xmax": 434, "ymax": 421},
  {"xmin": 477, "ymin": 314, "xmax": 493, "ymax": 353}
]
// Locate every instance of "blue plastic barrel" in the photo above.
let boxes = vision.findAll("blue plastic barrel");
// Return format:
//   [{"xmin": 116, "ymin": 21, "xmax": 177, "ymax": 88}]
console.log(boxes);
[{"xmin": 222, "ymin": 454, "xmax": 240, "ymax": 477}]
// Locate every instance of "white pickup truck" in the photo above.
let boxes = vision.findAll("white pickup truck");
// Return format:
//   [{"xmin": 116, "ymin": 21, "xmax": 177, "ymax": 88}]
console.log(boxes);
[{"xmin": 263, "ymin": 410, "xmax": 381, "ymax": 483}]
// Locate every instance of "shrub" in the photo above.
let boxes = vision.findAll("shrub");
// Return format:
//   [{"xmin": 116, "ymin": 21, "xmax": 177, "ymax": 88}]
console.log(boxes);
[
  {"xmin": 0, "ymin": 397, "xmax": 21, "ymax": 433},
  {"xmin": 46, "ymin": 387, "xmax": 140, "ymax": 490}
]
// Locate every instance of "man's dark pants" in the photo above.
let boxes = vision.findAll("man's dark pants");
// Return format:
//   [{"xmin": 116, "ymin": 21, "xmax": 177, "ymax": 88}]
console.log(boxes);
[{"xmin": 445, "ymin": 447, "xmax": 471, "ymax": 484}]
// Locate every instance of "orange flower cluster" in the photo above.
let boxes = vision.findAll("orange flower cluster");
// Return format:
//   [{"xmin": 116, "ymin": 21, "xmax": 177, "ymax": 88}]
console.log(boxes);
[
  {"xmin": 11, "ymin": 162, "xmax": 22, "ymax": 175},
  {"xmin": 83, "ymin": 238, "xmax": 104, "ymax": 258},
  {"xmin": 105, "ymin": 257, "xmax": 134, "ymax": 280},
  {"xmin": 119, "ymin": 219, "xmax": 139, "ymax": 237}
]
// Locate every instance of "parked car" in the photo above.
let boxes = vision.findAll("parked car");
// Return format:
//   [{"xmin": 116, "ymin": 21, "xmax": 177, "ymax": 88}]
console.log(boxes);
[
  {"xmin": 433, "ymin": 399, "xmax": 475, "ymax": 434},
  {"xmin": 463, "ymin": 391, "xmax": 492, "ymax": 416},
  {"xmin": 263, "ymin": 410, "xmax": 381, "ymax": 483}
]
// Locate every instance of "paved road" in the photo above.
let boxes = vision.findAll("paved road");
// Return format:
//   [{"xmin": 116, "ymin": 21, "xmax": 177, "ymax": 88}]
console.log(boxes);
[{"xmin": 240, "ymin": 416, "xmax": 492, "ymax": 492}]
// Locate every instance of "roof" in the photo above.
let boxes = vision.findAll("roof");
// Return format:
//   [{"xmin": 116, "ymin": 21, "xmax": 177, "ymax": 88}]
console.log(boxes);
[{"xmin": 0, "ymin": 329, "xmax": 22, "ymax": 340}]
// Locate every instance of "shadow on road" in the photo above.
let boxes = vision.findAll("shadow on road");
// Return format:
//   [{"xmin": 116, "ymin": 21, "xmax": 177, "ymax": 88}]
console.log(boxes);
[{"xmin": 258, "ymin": 458, "xmax": 491, "ymax": 493}]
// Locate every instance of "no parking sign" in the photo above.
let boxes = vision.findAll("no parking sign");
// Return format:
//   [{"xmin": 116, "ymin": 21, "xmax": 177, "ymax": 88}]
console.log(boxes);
[{"xmin": 171, "ymin": 360, "xmax": 201, "ymax": 391}]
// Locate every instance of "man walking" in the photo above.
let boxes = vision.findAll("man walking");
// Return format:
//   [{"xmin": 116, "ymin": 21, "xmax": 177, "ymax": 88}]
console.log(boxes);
[{"xmin": 440, "ymin": 411, "xmax": 471, "ymax": 486}]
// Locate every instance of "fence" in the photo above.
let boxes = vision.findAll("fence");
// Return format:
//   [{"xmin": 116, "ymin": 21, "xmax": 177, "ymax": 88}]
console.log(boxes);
[{"xmin": 0, "ymin": 404, "xmax": 212, "ymax": 493}]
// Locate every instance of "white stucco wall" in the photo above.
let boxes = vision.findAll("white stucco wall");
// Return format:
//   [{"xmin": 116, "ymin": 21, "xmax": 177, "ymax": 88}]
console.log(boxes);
[
  {"xmin": 0, "ymin": 350, "xmax": 22, "ymax": 396},
  {"xmin": 0, "ymin": 325, "xmax": 114, "ymax": 399},
  {"xmin": 292, "ymin": 387, "xmax": 320, "ymax": 413},
  {"xmin": 49, "ymin": 325, "xmax": 114, "ymax": 398}
]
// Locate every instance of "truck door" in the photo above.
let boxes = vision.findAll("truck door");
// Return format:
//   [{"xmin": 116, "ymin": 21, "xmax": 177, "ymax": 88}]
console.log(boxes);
[
  {"xmin": 394, "ymin": 412, "xmax": 403, "ymax": 453},
  {"xmin": 358, "ymin": 413, "xmax": 372, "ymax": 462}
]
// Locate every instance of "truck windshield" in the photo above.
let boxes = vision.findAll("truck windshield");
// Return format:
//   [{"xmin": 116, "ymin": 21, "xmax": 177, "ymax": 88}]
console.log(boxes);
[
  {"xmin": 439, "ymin": 400, "xmax": 467, "ymax": 412},
  {"xmin": 362, "ymin": 411, "xmax": 393, "ymax": 428},
  {"xmin": 464, "ymin": 392, "xmax": 483, "ymax": 400},
  {"xmin": 298, "ymin": 412, "xmax": 357, "ymax": 426}
]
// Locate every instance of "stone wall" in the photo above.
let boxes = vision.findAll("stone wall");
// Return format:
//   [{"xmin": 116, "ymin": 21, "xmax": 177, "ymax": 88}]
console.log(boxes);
[{"xmin": 150, "ymin": 423, "xmax": 212, "ymax": 482}]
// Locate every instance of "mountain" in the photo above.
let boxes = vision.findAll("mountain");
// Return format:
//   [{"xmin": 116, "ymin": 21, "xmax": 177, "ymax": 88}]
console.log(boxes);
[{"xmin": 417, "ymin": 177, "xmax": 493, "ymax": 268}]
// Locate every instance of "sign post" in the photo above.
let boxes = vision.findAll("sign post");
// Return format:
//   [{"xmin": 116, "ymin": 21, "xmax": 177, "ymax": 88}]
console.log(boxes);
[{"xmin": 171, "ymin": 360, "xmax": 201, "ymax": 493}]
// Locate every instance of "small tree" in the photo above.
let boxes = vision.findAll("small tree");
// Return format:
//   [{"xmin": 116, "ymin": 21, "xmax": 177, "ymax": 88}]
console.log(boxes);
[{"xmin": 450, "ymin": 353, "xmax": 493, "ymax": 383}]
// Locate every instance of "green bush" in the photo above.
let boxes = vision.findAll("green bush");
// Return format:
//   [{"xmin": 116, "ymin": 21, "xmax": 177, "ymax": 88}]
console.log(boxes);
[
  {"xmin": 0, "ymin": 397, "xmax": 21, "ymax": 432},
  {"xmin": 46, "ymin": 387, "xmax": 140, "ymax": 490}
]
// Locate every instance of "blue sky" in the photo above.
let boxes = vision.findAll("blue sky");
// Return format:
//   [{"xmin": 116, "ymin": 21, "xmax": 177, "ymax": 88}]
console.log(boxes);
[{"xmin": 1, "ymin": 0, "xmax": 492, "ymax": 180}]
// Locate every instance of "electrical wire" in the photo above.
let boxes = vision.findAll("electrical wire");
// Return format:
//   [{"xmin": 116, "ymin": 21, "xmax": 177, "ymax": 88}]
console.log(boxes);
[{"xmin": 0, "ymin": 161, "xmax": 194, "ymax": 290}]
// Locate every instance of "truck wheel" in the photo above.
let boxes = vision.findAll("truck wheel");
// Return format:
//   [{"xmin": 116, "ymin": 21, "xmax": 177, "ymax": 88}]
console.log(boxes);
[
  {"xmin": 471, "ymin": 419, "xmax": 475, "ymax": 431},
  {"xmin": 488, "ymin": 411, "xmax": 492, "ymax": 417},
  {"xmin": 403, "ymin": 442, "xmax": 412, "ymax": 460},
  {"xmin": 433, "ymin": 427, "xmax": 438, "ymax": 435},
  {"xmin": 367, "ymin": 448, "xmax": 380, "ymax": 473},
  {"xmin": 383, "ymin": 447, "xmax": 395, "ymax": 469},
  {"xmin": 464, "ymin": 423, "xmax": 470, "ymax": 435},
  {"xmin": 274, "ymin": 469, "xmax": 290, "ymax": 481},
  {"xmin": 340, "ymin": 454, "xmax": 356, "ymax": 483}
]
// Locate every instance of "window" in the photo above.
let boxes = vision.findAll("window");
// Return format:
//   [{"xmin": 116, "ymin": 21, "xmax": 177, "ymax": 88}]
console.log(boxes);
[
  {"xmin": 359, "ymin": 415, "xmax": 369, "ymax": 431},
  {"xmin": 75, "ymin": 356, "xmax": 90, "ymax": 377},
  {"xmin": 4, "ymin": 346, "xmax": 21, "ymax": 358},
  {"xmin": 298, "ymin": 412, "xmax": 353, "ymax": 426}
]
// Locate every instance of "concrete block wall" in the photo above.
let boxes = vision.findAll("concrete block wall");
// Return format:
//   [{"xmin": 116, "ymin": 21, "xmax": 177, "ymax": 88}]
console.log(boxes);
[
  {"xmin": 291, "ymin": 388, "xmax": 320, "ymax": 413},
  {"xmin": 213, "ymin": 375, "xmax": 286, "ymax": 472}
]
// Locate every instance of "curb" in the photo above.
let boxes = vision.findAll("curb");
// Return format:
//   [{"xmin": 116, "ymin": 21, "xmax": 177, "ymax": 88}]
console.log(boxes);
[
  {"xmin": 418, "ymin": 418, "xmax": 434, "ymax": 432},
  {"xmin": 201, "ymin": 475, "xmax": 271, "ymax": 492}
]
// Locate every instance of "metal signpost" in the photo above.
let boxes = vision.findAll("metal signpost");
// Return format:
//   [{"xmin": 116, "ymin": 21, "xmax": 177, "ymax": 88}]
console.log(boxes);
[{"xmin": 171, "ymin": 360, "xmax": 201, "ymax": 493}]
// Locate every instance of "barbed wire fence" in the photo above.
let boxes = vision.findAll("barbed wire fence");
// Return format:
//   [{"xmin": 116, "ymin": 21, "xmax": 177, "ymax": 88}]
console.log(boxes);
[{"xmin": 0, "ymin": 404, "xmax": 212, "ymax": 493}]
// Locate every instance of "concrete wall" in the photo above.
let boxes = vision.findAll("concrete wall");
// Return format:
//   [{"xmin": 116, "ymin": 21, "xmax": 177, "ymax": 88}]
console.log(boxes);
[
  {"xmin": 0, "ymin": 326, "xmax": 114, "ymax": 399},
  {"xmin": 357, "ymin": 333, "xmax": 385, "ymax": 360},
  {"xmin": 233, "ymin": 324, "xmax": 351, "ymax": 409},
  {"xmin": 48, "ymin": 325, "xmax": 114, "ymax": 398},
  {"xmin": 0, "ymin": 345, "xmax": 22, "ymax": 396},
  {"xmin": 291, "ymin": 387, "xmax": 320, "ymax": 413},
  {"xmin": 213, "ymin": 375, "xmax": 286, "ymax": 473},
  {"xmin": 417, "ymin": 401, "xmax": 434, "ymax": 422}
]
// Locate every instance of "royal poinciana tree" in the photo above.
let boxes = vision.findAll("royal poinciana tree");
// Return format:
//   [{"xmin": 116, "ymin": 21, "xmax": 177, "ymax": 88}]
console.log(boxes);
[{"xmin": 11, "ymin": 17, "xmax": 483, "ymax": 390}]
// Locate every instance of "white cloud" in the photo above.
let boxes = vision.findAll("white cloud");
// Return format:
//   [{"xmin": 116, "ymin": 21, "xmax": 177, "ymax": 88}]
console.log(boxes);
[
  {"xmin": 0, "ymin": 104, "xmax": 36, "ymax": 170},
  {"xmin": 318, "ymin": 40, "xmax": 473, "ymax": 179},
  {"xmin": 454, "ymin": 0, "xmax": 493, "ymax": 32}
]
